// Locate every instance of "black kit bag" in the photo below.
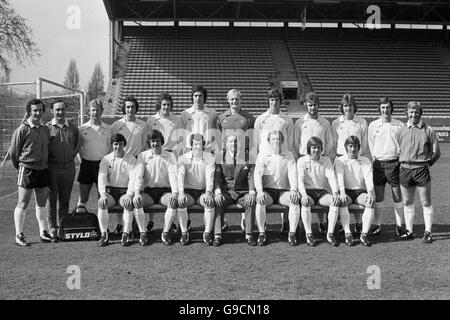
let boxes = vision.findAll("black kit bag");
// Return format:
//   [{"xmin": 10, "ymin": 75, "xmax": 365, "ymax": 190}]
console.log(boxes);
[{"xmin": 59, "ymin": 206, "xmax": 101, "ymax": 241}]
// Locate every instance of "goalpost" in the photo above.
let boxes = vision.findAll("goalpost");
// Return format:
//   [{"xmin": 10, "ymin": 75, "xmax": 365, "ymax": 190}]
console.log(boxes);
[{"xmin": 0, "ymin": 77, "xmax": 87, "ymax": 169}]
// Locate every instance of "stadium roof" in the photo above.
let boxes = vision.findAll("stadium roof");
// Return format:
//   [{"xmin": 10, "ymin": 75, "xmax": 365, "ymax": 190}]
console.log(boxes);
[{"xmin": 103, "ymin": 0, "xmax": 450, "ymax": 24}]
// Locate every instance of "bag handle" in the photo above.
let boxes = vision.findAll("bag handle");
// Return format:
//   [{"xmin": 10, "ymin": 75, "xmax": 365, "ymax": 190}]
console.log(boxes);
[{"xmin": 71, "ymin": 205, "xmax": 88, "ymax": 215}]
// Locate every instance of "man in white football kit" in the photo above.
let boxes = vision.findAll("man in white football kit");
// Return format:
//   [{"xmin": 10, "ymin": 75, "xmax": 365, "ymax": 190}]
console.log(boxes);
[
  {"xmin": 177, "ymin": 134, "xmax": 216, "ymax": 246},
  {"xmin": 297, "ymin": 137, "xmax": 340, "ymax": 247},
  {"xmin": 111, "ymin": 96, "xmax": 149, "ymax": 234},
  {"xmin": 146, "ymin": 92, "xmax": 183, "ymax": 154},
  {"xmin": 368, "ymin": 98, "xmax": 405, "ymax": 237},
  {"xmin": 294, "ymin": 92, "xmax": 335, "ymax": 234},
  {"xmin": 331, "ymin": 93, "xmax": 370, "ymax": 159},
  {"xmin": 254, "ymin": 130, "xmax": 300, "ymax": 246},
  {"xmin": 254, "ymin": 89, "xmax": 296, "ymax": 232},
  {"xmin": 334, "ymin": 136, "xmax": 375, "ymax": 247},
  {"xmin": 77, "ymin": 99, "xmax": 111, "ymax": 210},
  {"xmin": 179, "ymin": 85, "xmax": 218, "ymax": 154},
  {"xmin": 133, "ymin": 130, "xmax": 179, "ymax": 245},
  {"xmin": 332, "ymin": 94, "xmax": 370, "ymax": 233},
  {"xmin": 97, "ymin": 134, "xmax": 137, "ymax": 247}
]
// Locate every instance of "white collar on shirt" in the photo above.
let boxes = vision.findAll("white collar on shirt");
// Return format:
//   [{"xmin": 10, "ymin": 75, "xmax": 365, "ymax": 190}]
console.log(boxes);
[
  {"xmin": 338, "ymin": 114, "xmax": 362, "ymax": 123},
  {"xmin": 407, "ymin": 120, "xmax": 424, "ymax": 128},
  {"xmin": 27, "ymin": 118, "xmax": 41, "ymax": 128},
  {"xmin": 51, "ymin": 118, "xmax": 69, "ymax": 127},
  {"xmin": 186, "ymin": 106, "xmax": 212, "ymax": 114}
]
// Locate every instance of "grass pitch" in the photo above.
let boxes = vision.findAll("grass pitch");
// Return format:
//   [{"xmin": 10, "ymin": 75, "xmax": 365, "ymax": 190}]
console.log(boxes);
[{"xmin": 1, "ymin": 146, "xmax": 449, "ymax": 300}]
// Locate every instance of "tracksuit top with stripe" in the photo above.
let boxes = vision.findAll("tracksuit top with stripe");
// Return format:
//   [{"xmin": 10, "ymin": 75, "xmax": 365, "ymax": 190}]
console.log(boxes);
[{"xmin": 10, "ymin": 119, "xmax": 50, "ymax": 170}]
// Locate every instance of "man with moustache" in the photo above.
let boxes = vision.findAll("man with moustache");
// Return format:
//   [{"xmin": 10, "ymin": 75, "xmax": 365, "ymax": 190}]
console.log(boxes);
[{"xmin": 46, "ymin": 100, "xmax": 80, "ymax": 242}]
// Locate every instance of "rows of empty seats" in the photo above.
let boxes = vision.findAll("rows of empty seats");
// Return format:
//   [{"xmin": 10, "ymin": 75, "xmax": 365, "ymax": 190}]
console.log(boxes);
[
  {"xmin": 288, "ymin": 39, "xmax": 450, "ymax": 118},
  {"xmin": 118, "ymin": 36, "xmax": 278, "ymax": 116}
]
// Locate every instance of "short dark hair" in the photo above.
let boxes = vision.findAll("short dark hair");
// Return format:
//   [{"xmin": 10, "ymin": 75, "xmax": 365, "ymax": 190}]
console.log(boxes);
[
  {"xmin": 267, "ymin": 88, "xmax": 283, "ymax": 105},
  {"xmin": 191, "ymin": 85, "xmax": 207, "ymax": 103},
  {"xmin": 147, "ymin": 129, "xmax": 165, "ymax": 146},
  {"xmin": 339, "ymin": 93, "xmax": 358, "ymax": 115},
  {"xmin": 111, "ymin": 133, "xmax": 127, "ymax": 146},
  {"xmin": 344, "ymin": 135, "xmax": 360, "ymax": 151},
  {"xmin": 51, "ymin": 99, "xmax": 67, "ymax": 110},
  {"xmin": 378, "ymin": 97, "xmax": 394, "ymax": 114},
  {"xmin": 306, "ymin": 136, "xmax": 323, "ymax": 155},
  {"xmin": 189, "ymin": 133, "xmax": 205, "ymax": 148},
  {"xmin": 122, "ymin": 95, "xmax": 139, "ymax": 114},
  {"xmin": 155, "ymin": 92, "xmax": 173, "ymax": 112},
  {"xmin": 26, "ymin": 98, "xmax": 45, "ymax": 116}
]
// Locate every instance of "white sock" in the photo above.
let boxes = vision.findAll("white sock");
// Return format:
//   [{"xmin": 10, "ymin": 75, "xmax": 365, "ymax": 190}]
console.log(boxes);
[
  {"xmin": 393, "ymin": 202, "xmax": 404, "ymax": 227},
  {"xmin": 35, "ymin": 206, "xmax": 48, "ymax": 235},
  {"xmin": 163, "ymin": 208, "xmax": 177, "ymax": 232},
  {"xmin": 241, "ymin": 212, "xmax": 245, "ymax": 222},
  {"xmin": 98, "ymin": 208, "xmax": 109, "ymax": 236},
  {"xmin": 14, "ymin": 207, "xmax": 26, "ymax": 235},
  {"xmin": 404, "ymin": 205, "xmax": 415, "ymax": 233},
  {"xmin": 204, "ymin": 208, "xmax": 215, "ymax": 233},
  {"xmin": 255, "ymin": 204, "xmax": 267, "ymax": 233},
  {"xmin": 301, "ymin": 206, "xmax": 312, "ymax": 234},
  {"xmin": 362, "ymin": 207, "xmax": 374, "ymax": 234},
  {"xmin": 327, "ymin": 206, "xmax": 339, "ymax": 234},
  {"xmin": 134, "ymin": 208, "xmax": 146, "ymax": 233},
  {"xmin": 123, "ymin": 209, "xmax": 134, "ymax": 233},
  {"xmin": 177, "ymin": 208, "xmax": 188, "ymax": 233},
  {"xmin": 423, "ymin": 205, "xmax": 433, "ymax": 233},
  {"xmin": 288, "ymin": 205, "xmax": 300, "ymax": 233},
  {"xmin": 374, "ymin": 201, "xmax": 383, "ymax": 226},
  {"xmin": 339, "ymin": 207, "xmax": 351, "ymax": 234}
]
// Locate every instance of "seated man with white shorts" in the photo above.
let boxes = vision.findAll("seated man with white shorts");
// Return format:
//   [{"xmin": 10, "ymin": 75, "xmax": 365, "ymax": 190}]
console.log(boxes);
[
  {"xmin": 297, "ymin": 137, "xmax": 340, "ymax": 247},
  {"xmin": 177, "ymin": 133, "xmax": 215, "ymax": 246},
  {"xmin": 334, "ymin": 136, "xmax": 375, "ymax": 247},
  {"xmin": 97, "ymin": 134, "xmax": 137, "ymax": 247},
  {"xmin": 133, "ymin": 129, "xmax": 179, "ymax": 245},
  {"xmin": 254, "ymin": 130, "xmax": 300, "ymax": 246}
]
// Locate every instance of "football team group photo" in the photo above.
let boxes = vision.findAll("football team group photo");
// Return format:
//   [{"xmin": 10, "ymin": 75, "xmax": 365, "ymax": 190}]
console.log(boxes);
[{"xmin": 1, "ymin": 0, "xmax": 449, "ymax": 301}]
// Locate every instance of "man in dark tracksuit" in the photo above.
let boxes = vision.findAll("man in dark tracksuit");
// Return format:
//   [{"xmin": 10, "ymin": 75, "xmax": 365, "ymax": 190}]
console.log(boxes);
[
  {"xmin": 46, "ymin": 100, "xmax": 80, "ymax": 241},
  {"xmin": 213, "ymin": 133, "xmax": 257, "ymax": 246},
  {"xmin": 10, "ymin": 99, "xmax": 51, "ymax": 246}
]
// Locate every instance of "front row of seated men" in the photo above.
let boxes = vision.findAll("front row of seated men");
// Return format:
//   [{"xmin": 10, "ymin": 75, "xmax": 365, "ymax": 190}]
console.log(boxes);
[{"xmin": 98, "ymin": 128, "xmax": 375, "ymax": 248}]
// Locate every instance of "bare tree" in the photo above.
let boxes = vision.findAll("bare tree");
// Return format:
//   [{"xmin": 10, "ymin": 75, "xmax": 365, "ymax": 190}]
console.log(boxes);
[
  {"xmin": 0, "ymin": 0, "xmax": 40, "ymax": 82},
  {"xmin": 63, "ymin": 59, "xmax": 80, "ymax": 92},
  {"xmin": 87, "ymin": 63, "xmax": 104, "ymax": 99}
]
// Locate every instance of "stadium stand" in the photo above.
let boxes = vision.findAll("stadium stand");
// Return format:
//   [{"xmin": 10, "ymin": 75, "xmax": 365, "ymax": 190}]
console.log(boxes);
[
  {"xmin": 288, "ymin": 38, "xmax": 450, "ymax": 118},
  {"xmin": 116, "ymin": 36, "xmax": 277, "ymax": 116},
  {"xmin": 105, "ymin": 28, "xmax": 450, "ymax": 120}
]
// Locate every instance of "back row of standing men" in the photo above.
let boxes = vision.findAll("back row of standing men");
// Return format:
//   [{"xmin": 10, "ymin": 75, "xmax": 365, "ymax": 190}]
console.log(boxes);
[{"xmin": 11, "ymin": 86, "xmax": 440, "ymax": 247}]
